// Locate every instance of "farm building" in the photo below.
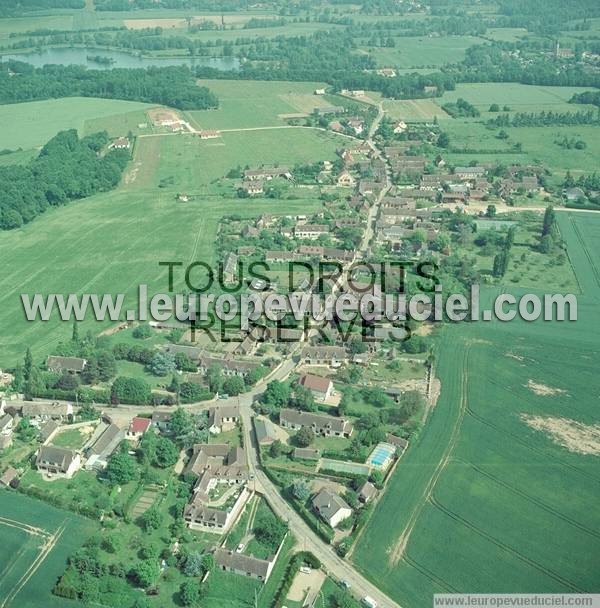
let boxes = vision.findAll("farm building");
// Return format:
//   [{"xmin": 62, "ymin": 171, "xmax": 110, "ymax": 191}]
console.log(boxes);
[{"xmin": 254, "ymin": 418, "xmax": 278, "ymax": 446}]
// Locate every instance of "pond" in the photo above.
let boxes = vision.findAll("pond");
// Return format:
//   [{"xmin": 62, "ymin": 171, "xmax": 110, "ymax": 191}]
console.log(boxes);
[{"xmin": 0, "ymin": 46, "xmax": 239, "ymax": 71}]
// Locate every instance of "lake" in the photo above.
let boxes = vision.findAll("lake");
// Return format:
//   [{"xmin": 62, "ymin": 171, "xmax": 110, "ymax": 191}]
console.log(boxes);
[{"xmin": 0, "ymin": 47, "xmax": 239, "ymax": 71}]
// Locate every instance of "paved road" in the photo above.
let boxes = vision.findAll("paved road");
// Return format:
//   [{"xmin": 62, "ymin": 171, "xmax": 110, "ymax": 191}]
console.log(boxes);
[{"xmin": 240, "ymin": 404, "xmax": 401, "ymax": 608}]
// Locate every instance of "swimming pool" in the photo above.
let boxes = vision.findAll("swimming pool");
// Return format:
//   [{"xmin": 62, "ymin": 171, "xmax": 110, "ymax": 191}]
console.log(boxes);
[{"xmin": 366, "ymin": 442, "xmax": 396, "ymax": 470}]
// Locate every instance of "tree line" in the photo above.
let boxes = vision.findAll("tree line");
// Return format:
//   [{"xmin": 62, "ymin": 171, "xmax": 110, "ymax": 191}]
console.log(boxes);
[
  {"xmin": 487, "ymin": 109, "xmax": 600, "ymax": 127},
  {"xmin": 0, "ymin": 62, "xmax": 218, "ymax": 111},
  {"xmin": 0, "ymin": 129, "xmax": 129, "ymax": 230}
]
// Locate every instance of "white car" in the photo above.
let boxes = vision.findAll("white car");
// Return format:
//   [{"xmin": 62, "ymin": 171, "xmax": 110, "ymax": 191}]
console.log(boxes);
[
  {"xmin": 236, "ymin": 544, "xmax": 245, "ymax": 553},
  {"xmin": 300, "ymin": 566, "xmax": 312, "ymax": 574}
]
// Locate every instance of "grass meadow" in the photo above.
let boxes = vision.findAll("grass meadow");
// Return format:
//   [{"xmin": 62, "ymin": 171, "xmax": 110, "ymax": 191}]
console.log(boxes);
[
  {"xmin": 0, "ymin": 97, "xmax": 156, "ymax": 150},
  {"xmin": 0, "ymin": 126, "xmax": 342, "ymax": 366},
  {"xmin": 0, "ymin": 491, "xmax": 96, "ymax": 608},
  {"xmin": 188, "ymin": 80, "xmax": 329, "ymax": 129},
  {"xmin": 363, "ymin": 35, "xmax": 483, "ymax": 68},
  {"xmin": 352, "ymin": 212, "xmax": 600, "ymax": 605}
]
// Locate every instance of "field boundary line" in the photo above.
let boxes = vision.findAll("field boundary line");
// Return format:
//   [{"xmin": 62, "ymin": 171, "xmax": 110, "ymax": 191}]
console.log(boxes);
[
  {"xmin": 428, "ymin": 495, "xmax": 584, "ymax": 592},
  {"xmin": 388, "ymin": 343, "xmax": 470, "ymax": 566},
  {"xmin": 0, "ymin": 522, "xmax": 66, "ymax": 608},
  {"xmin": 455, "ymin": 458, "xmax": 600, "ymax": 540}
]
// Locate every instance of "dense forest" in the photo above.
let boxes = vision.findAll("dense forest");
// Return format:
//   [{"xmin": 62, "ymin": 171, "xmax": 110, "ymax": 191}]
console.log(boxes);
[
  {"xmin": 0, "ymin": 130, "xmax": 129, "ymax": 230},
  {"xmin": 0, "ymin": 63, "xmax": 218, "ymax": 110}
]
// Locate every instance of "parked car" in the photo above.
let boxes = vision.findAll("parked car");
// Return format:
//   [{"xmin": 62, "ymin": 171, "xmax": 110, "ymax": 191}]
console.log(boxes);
[{"xmin": 236, "ymin": 544, "xmax": 245, "ymax": 553}]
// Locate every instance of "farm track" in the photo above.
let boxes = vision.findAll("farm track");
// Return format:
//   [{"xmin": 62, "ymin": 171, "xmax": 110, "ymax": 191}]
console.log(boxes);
[
  {"xmin": 402, "ymin": 552, "xmax": 460, "ymax": 594},
  {"xmin": 569, "ymin": 214, "xmax": 600, "ymax": 292},
  {"xmin": 388, "ymin": 344, "xmax": 470, "ymax": 567},
  {"xmin": 0, "ymin": 522, "xmax": 66, "ymax": 608},
  {"xmin": 465, "ymin": 401, "xmax": 600, "ymax": 485},
  {"xmin": 428, "ymin": 495, "xmax": 584, "ymax": 592},
  {"xmin": 455, "ymin": 458, "xmax": 600, "ymax": 540}
]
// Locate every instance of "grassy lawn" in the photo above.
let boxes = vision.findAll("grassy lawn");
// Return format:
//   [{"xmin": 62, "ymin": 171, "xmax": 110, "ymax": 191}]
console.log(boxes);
[{"xmin": 50, "ymin": 426, "xmax": 94, "ymax": 450}]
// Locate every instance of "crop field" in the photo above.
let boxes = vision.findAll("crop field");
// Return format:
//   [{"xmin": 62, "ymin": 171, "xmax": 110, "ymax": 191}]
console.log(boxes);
[
  {"xmin": 188, "ymin": 80, "xmax": 329, "ymax": 129},
  {"xmin": 0, "ymin": 15, "xmax": 73, "ymax": 44},
  {"xmin": 436, "ymin": 83, "xmax": 595, "ymax": 114},
  {"xmin": 363, "ymin": 35, "xmax": 483, "ymax": 68},
  {"xmin": 0, "ymin": 126, "xmax": 338, "ymax": 365},
  {"xmin": 353, "ymin": 212, "xmax": 600, "ymax": 604},
  {"xmin": 382, "ymin": 98, "xmax": 449, "ymax": 121},
  {"xmin": 0, "ymin": 491, "xmax": 96, "ymax": 608},
  {"xmin": 0, "ymin": 98, "xmax": 156, "ymax": 150}
]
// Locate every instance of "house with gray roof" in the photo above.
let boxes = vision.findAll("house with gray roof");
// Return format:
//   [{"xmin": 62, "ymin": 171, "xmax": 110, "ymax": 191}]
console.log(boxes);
[
  {"xmin": 279, "ymin": 409, "xmax": 353, "ymax": 438},
  {"xmin": 312, "ymin": 489, "xmax": 352, "ymax": 528},
  {"xmin": 214, "ymin": 548, "xmax": 275, "ymax": 582},
  {"xmin": 36, "ymin": 446, "xmax": 81, "ymax": 478},
  {"xmin": 254, "ymin": 418, "xmax": 278, "ymax": 446},
  {"xmin": 46, "ymin": 356, "xmax": 87, "ymax": 374}
]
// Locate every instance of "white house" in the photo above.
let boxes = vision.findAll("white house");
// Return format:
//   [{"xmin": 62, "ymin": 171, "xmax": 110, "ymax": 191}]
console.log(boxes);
[
  {"xmin": 312, "ymin": 489, "xmax": 352, "ymax": 528},
  {"xmin": 36, "ymin": 446, "xmax": 81, "ymax": 479}
]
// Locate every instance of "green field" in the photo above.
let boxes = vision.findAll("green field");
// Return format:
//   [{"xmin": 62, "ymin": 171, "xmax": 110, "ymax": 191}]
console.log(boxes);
[
  {"xmin": 363, "ymin": 35, "xmax": 483, "ymax": 68},
  {"xmin": 353, "ymin": 211, "xmax": 600, "ymax": 604},
  {"xmin": 436, "ymin": 83, "xmax": 595, "ymax": 114},
  {"xmin": 0, "ymin": 98, "xmax": 156, "ymax": 150},
  {"xmin": 0, "ymin": 125, "xmax": 344, "ymax": 366},
  {"xmin": 188, "ymin": 80, "xmax": 330, "ymax": 129},
  {"xmin": 0, "ymin": 491, "xmax": 96, "ymax": 608}
]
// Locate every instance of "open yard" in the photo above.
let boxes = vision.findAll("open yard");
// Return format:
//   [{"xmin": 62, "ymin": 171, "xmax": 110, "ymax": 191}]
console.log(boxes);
[
  {"xmin": 0, "ymin": 491, "xmax": 96, "ymax": 608},
  {"xmin": 352, "ymin": 212, "xmax": 600, "ymax": 604},
  {"xmin": 382, "ymin": 98, "xmax": 449, "ymax": 121}
]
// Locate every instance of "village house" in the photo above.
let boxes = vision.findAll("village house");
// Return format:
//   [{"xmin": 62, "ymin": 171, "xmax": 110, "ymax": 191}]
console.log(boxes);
[
  {"xmin": 279, "ymin": 408, "xmax": 353, "ymax": 438},
  {"xmin": 454, "ymin": 166, "xmax": 486, "ymax": 181},
  {"xmin": 183, "ymin": 443, "xmax": 250, "ymax": 533},
  {"xmin": 265, "ymin": 250, "xmax": 297, "ymax": 263},
  {"xmin": 85, "ymin": 423, "xmax": 123, "ymax": 470},
  {"xmin": 21, "ymin": 402, "xmax": 73, "ymax": 423},
  {"xmin": 393, "ymin": 120, "xmax": 407, "ymax": 134},
  {"xmin": 39, "ymin": 420, "xmax": 59, "ymax": 443},
  {"xmin": 386, "ymin": 433, "xmax": 408, "ymax": 452},
  {"xmin": 110, "ymin": 137, "xmax": 130, "ymax": 150},
  {"xmin": 151, "ymin": 412, "xmax": 172, "ymax": 433},
  {"xmin": 357, "ymin": 481, "xmax": 377, "ymax": 504},
  {"xmin": 377, "ymin": 68, "xmax": 397, "ymax": 77},
  {"xmin": 337, "ymin": 170, "xmax": 356, "ymax": 187},
  {"xmin": 127, "ymin": 417, "xmax": 152, "ymax": 441},
  {"xmin": 294, "ymin": 224, "xmax": 330, "ymax": 240},
  {"xmin": 214, "ymin": 548, "xmax": 276, "ymax": 582},
  {"xmin": 0, "ymin": 413, "xmax": 14, "ymax": 449},
  {"xmin": 46, "ymin": 355, "xmax": 87, "ymax": 374},
  {"xmin": 244, "ymin": 166, "xmax": 292, "ymax": 181},
  {"xmin": 254, "ymin": 417, "xmax": 278, "ymax": 446},
  {"xmin": 36, "ymin": 446, "xmax": 81, "ymax": 479},
  {"xmin": 242, "ymin": 180, "xmax": 264, "ymax": 196},
  {"xmin": 298, "ymin": 373, "xmax": 334, "ymax": 401},
  {"xmin": 346, "ymin": 117, "xmax": 365, "ymax": 135},
  {"xmin": 300, "ymin": 345, "xmax": 346, "ymax": 367},
  {"xmin": 199, "ymin": 130, "xmax": 221, "ymax": 139},
  {"xmin": 381, "ymin": 197, "xmax": 416, "ymax": 210},
  {"xmin": 0, "ymin": 467, "xmax": 18, "ymax": 488},
  {"xmin": 198, "ymin": 355, "xmax": 260, "ymax": 378},
  {"xmin": 312, "ymin": 489, "xmax": 352, "ymax": 528},
  {"xmin": 208, "ymin": 406, "xmax": 241, "ymax": 435},
  {"xmin": 314, "ymin": 88, "xmax": 326, "ymax": 95}
]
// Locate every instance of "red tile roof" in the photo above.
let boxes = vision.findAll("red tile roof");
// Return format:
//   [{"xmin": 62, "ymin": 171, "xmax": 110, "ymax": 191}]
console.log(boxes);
[{"xmin": 129, "ymin": 417, "xmax": 151, "ymax": 434}]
